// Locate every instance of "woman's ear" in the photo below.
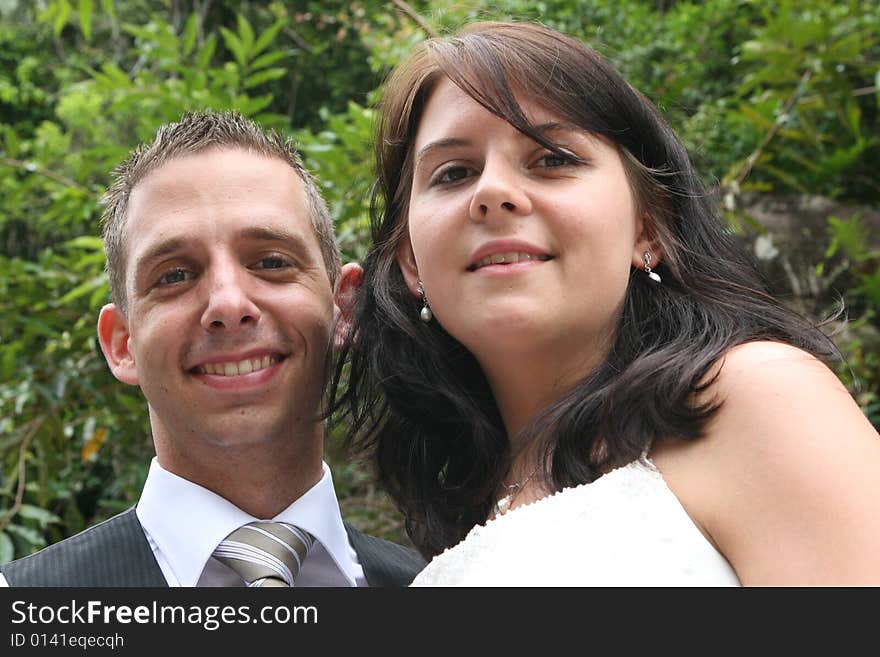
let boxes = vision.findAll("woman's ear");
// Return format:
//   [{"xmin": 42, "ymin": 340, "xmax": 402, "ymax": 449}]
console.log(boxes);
[
  {"xmin": 631, "ymin": 217, "xmax": 663, "ymax": 270},
  {"xmin": 332, "ymin": 262, "xmax": 363, "ymax": 351},
  {"xmin": 97, "ymin": 303, "xmax": 139, "ymax": 385},
  {"xmin": 395, "ymin": 235, "xmax": 423, "ymax": 298}
]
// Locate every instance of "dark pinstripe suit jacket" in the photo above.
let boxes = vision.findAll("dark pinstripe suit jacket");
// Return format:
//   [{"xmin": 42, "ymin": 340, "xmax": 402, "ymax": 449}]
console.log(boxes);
[{"xmin": 1, "ymin": 507, "xmax": 424, "ymax": 587}]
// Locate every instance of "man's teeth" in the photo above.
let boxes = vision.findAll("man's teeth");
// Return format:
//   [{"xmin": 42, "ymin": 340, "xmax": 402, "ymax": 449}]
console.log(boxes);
[
  {"xmin": 200, "ymin": 356, "xmax": 276, "ymax": 376},
  {"xmin": 473, "ymin": 252, "xmax": 550, "ymax": 269}
]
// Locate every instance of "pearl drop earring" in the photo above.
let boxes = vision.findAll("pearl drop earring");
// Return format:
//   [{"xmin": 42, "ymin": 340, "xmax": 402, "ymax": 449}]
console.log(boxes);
[
  {"xmin": 644, "ymin": 252, "xmax": 661, "ymax": 283},
  {"xmin": 417, "ymin": 280, "xmax": 433, "ymax": 322}
]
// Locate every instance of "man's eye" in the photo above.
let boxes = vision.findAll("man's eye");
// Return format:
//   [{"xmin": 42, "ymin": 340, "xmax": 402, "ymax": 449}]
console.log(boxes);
[
  {"xmin": 157, "ymin": 268, "xmax": 192, "ymax": 286},
  {"xmin": 254, "ymin": 256, "xmax": 288, "ymax": 270}
]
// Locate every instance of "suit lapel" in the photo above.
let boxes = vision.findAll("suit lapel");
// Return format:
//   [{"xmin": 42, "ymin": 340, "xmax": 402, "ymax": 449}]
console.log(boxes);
[{"xmin": 344, "ymin": 522, "xmax": 425, "ymax": 587}]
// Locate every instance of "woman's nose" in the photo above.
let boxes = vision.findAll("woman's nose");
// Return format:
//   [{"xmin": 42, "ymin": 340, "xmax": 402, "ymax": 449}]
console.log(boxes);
[{"xmin": 468, "ymin": 158, "xmax": 532, "ymax": 222}]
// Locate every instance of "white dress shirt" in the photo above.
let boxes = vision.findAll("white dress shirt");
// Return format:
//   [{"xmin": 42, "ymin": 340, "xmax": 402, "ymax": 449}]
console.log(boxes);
[
  {"xmin": 139, "ymin": 458, "xmax": 365, "ymax": 586},
  {"xmin": 0, "ymin": 458, "xmax": 366, "ymax": 587}
]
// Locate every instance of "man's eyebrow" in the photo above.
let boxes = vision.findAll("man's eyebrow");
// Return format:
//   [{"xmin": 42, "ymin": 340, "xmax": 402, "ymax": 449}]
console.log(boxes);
[
  {"xmin": 135, "ymin": 236, "xmax": 191, "ymax": 273},
  {"xmin": 135, "ymin": 226, "xmax": 311, "ymax": 272},
  {"xmin": 239, "ymin": 226, "xmax": 318, "ymax": 261},
  {"xmin": 238, "ymin": 225, "xmax": 307, "ymax": 246}
]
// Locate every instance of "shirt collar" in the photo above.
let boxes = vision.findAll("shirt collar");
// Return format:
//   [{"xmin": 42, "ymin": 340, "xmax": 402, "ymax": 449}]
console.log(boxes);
[{"xmin": 137, "ymin": 457, "xmax": 357, "ymax": 586}]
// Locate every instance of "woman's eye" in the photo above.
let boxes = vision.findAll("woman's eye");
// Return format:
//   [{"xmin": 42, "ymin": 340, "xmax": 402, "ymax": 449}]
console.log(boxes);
[
  {"xmin": 157, "ymin": 268, "xmax": 192, "ymax": 286},
  {"xmin": 432, "ymin": 165, "xmax": 473, "ymax": 186},
  {"xmin": 536, "ymin": 152, "xmax": 576, "ymax": 168}
]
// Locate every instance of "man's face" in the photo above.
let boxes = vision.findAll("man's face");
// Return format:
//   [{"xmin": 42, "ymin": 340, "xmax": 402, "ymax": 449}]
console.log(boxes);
[{"xmin": 98, "ymin": 147, "xmax": 336, "ymax": 461}]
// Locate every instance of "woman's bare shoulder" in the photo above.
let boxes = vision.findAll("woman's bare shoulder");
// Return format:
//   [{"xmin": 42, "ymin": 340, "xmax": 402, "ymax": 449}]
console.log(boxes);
[
  {"xmin": 707, "ymin": 340, "xmax": 868, "ymax": 448},
  {"xmin": 654, "ymin": 340, "xmax": 880, "ymax": 585},
  {"xmin": 707, "ymin": 339, "xmax": 836, "ymax": 387}
]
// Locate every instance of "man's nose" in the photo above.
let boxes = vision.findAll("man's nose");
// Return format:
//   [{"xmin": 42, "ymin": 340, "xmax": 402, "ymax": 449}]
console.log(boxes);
[{"xmin": 200, "ymin": 263, "xmax": 261, "ymax": 332}]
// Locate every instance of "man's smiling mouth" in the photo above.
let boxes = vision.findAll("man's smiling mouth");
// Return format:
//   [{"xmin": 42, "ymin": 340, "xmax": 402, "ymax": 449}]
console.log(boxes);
[{"xmin": 194, "ymin": 355, "xmax": 283, "ymax": 376}]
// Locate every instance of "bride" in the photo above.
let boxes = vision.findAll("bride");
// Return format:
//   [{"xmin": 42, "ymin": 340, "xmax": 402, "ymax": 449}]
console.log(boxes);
[{"xmin": 330, "ymin": 21, "xmax": 880, "ymax": 585}]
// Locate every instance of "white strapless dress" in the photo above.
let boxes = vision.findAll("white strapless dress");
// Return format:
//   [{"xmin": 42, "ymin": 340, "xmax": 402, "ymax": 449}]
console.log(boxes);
[{"xmin": 411, "ymin": 454, "xmax": 740, "ymax": 586}]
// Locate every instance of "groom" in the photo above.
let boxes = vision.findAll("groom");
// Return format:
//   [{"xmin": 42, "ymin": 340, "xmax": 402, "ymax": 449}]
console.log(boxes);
[{"xmin": 0, "ymin": 111, "xmax": 423, "ymax": 586}]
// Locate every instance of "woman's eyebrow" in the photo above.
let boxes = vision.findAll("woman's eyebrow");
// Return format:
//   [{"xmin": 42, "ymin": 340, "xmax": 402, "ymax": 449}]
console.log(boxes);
[
  {"xmin": 531, "ymin": 120, "xmax": 586, "ymax": 138},
  {"xmin": 415, "ymin": 137, "xmax": 472, "ymax": 167},
  {"xmin": 414, "ymin": 122, "xmax": 586, "ymax": 169}
]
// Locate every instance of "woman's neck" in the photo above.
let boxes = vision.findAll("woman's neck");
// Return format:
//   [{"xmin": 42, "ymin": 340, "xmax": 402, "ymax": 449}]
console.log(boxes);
[{"xmin": 479, "ymin": 339, "xmax": 607, "ymax": 441}]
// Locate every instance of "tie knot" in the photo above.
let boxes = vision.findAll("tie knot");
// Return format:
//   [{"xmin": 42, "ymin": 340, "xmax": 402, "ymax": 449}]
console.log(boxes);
[{"xmin": 213, "ymin": 521, "xmax": 315, "ymax": 587}]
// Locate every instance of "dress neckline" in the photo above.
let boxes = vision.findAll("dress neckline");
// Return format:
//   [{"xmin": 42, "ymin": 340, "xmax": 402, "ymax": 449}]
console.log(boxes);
[{"xmin": 486, "ymin": 451, "xmax": 660, "ymax": 527}]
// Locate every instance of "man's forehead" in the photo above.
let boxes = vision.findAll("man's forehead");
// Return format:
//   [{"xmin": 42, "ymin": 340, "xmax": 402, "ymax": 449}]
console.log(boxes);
[
  {"xmin": 130, "ymin": 147, "xmax": 302, "ymax": 199},
  {"xmin": 127, "ymin": 148, "xmax": 307, "ymax": 225},
  {"xmin": 123, "ymin": 152, "xmax": 317, "ymax": 267}
]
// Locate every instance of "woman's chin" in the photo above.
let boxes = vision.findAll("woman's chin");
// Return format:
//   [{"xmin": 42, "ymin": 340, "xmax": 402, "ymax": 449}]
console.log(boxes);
[{"xmin": 452, "ymin": 310, "xmax": 560, "ymax": 352}]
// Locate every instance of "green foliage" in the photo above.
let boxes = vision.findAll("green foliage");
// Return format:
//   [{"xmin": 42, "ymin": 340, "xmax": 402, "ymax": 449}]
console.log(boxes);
[
  {"xmin": 0, "ymin": 1, "xmax": 382, "ymax": 558},
  {"xmin": 815, "ymin": 213, "xmax": 880, "ymax": 428},
  {"xmin": 0, "ymin": 3, "xmax": 316, "ymax": 560},
  {"xmin": 0, "ymin": 240, "xmax": 151, "ymax": 557},
  {"xmin": 294, "ymin": 102, "xmax": 376, "ymax": 263},
  {"xmin": 721, "ymin": 0, "xmax": 879, "ymax": 202},
  {"xmin": 1, "ymin": 0, "xmax": 878, "ymax": 560}
]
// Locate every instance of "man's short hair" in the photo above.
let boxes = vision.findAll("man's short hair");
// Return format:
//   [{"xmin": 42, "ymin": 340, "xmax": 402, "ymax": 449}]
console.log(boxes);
[{"xmin": 101, "ymin": 110, "xmax": 341, "ymax": 314}]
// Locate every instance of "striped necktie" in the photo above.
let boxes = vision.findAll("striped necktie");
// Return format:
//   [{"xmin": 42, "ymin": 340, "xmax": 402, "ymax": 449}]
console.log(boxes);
[{"xmin": 213, "ymin": 522, "xmax": 315, "ymax": 587}]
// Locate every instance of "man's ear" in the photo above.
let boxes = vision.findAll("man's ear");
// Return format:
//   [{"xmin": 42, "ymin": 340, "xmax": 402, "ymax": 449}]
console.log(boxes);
[
  {"xmin": 395, "ymin": 236, "xmax": 422, "ymax": 298},
  {"xmin": 97, "ymin": 303, "xmax": 139, "ymax": 385},
  {"xmin": 332, "ymin": 262, "xmax": 363, "ymax": 351}
]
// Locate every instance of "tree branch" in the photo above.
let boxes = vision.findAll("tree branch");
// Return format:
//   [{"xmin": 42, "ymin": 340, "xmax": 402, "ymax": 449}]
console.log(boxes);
[
  {"xmin": 0, "ymin": 415, "xmax": 47, "ymax": 534},
  {"xmin": 390, "ymin": 0, "xmax": 439, "ymax": 38},
  {"xmin": 0, "ymin": 157, "xmax": 87, "ymax": 193},
  {"xmin": 733, "ymin": 69, "xmax": 813, "ymax": 189}
]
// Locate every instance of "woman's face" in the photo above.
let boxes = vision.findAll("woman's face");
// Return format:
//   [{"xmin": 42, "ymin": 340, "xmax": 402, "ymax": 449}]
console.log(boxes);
[{"xmin": 398, "ymin": 77, "xmax": 652, "ymax": 369}]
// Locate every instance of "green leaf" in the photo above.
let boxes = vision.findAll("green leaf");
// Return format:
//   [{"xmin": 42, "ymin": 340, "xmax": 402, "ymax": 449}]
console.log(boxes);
[
  {"xmin": 78, "ymin": 0, "xmax": 93, "ymax": 41},
  {"xmin": 89, "ymin": 282, "xmax": 109, "ymax": 308},
  {"xmin": 760, "ymin": 162, "xmax": 808, "ymax": 193},
  {"xmin": 826, "ymin": 215, "xmax": 867, "ymax": 261},
  {"xmin": 101, "ymin": 0, "xmax": 115, "ymax": 22},
  {"xmin": 845, "ymin": 102, "xmax": 862, "ymax": 139},
  {"xmin": 53, "ymin": 0, "xmax": 72, "ymax": 36},
  {"xmin": 17, "ymin": 504, "xmax": 62, "ymax": 528},
  {"xmin": 0, "ymin": 532, "xmax": 12, "ymax": 564},
  {"xmin": 5, "ymin": 523, "xmax": 46, "ymax": 549},
  {"xmin": 243, "ymin": 67, "xmax": 287, "ymax": 89},
  {"xmin": 250, "ymin": 50, "xmax": 289, "ymax": 72},
  {"xmin": 97, "ymin": 61, "xmax": 132, "ymax": 88},
  {"xmin": 182, "ymin": 13, "xmax": 198, "ymax": 57},
  {"xmin": 857, "ymin": 271, "xmax": 880, "ymax": 305},
  {"xmin": 234, "ymin": 93, "xmax": 273, "ymax": 115},
  {"xmin": 220, "ymin": 27, "xmax": 247, "ymax": 68},
  {"xmin": 196, "ymin": 34, "xmax": 217, "ymax": 69},
  {"xmin": 237, "ymin": 14, "xmax": 255, "ymax": 55},
  {"xmin": 780, "ymin": 150, "xmax": 821, "ymax": 173},
  {"xmin": 252, "ymin": 18, "xmax": 286, "ymax": 58},
  {"xmin": 65, "ymin": 236, "xmax": 104, "ymax": 250},
  {"xmin": 737, "ymin": 103, "xmax": 774, "ymax": 131},
  {"xmin": 57, "ymin": 274, "xmax": 107, "ymax": 305}
]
